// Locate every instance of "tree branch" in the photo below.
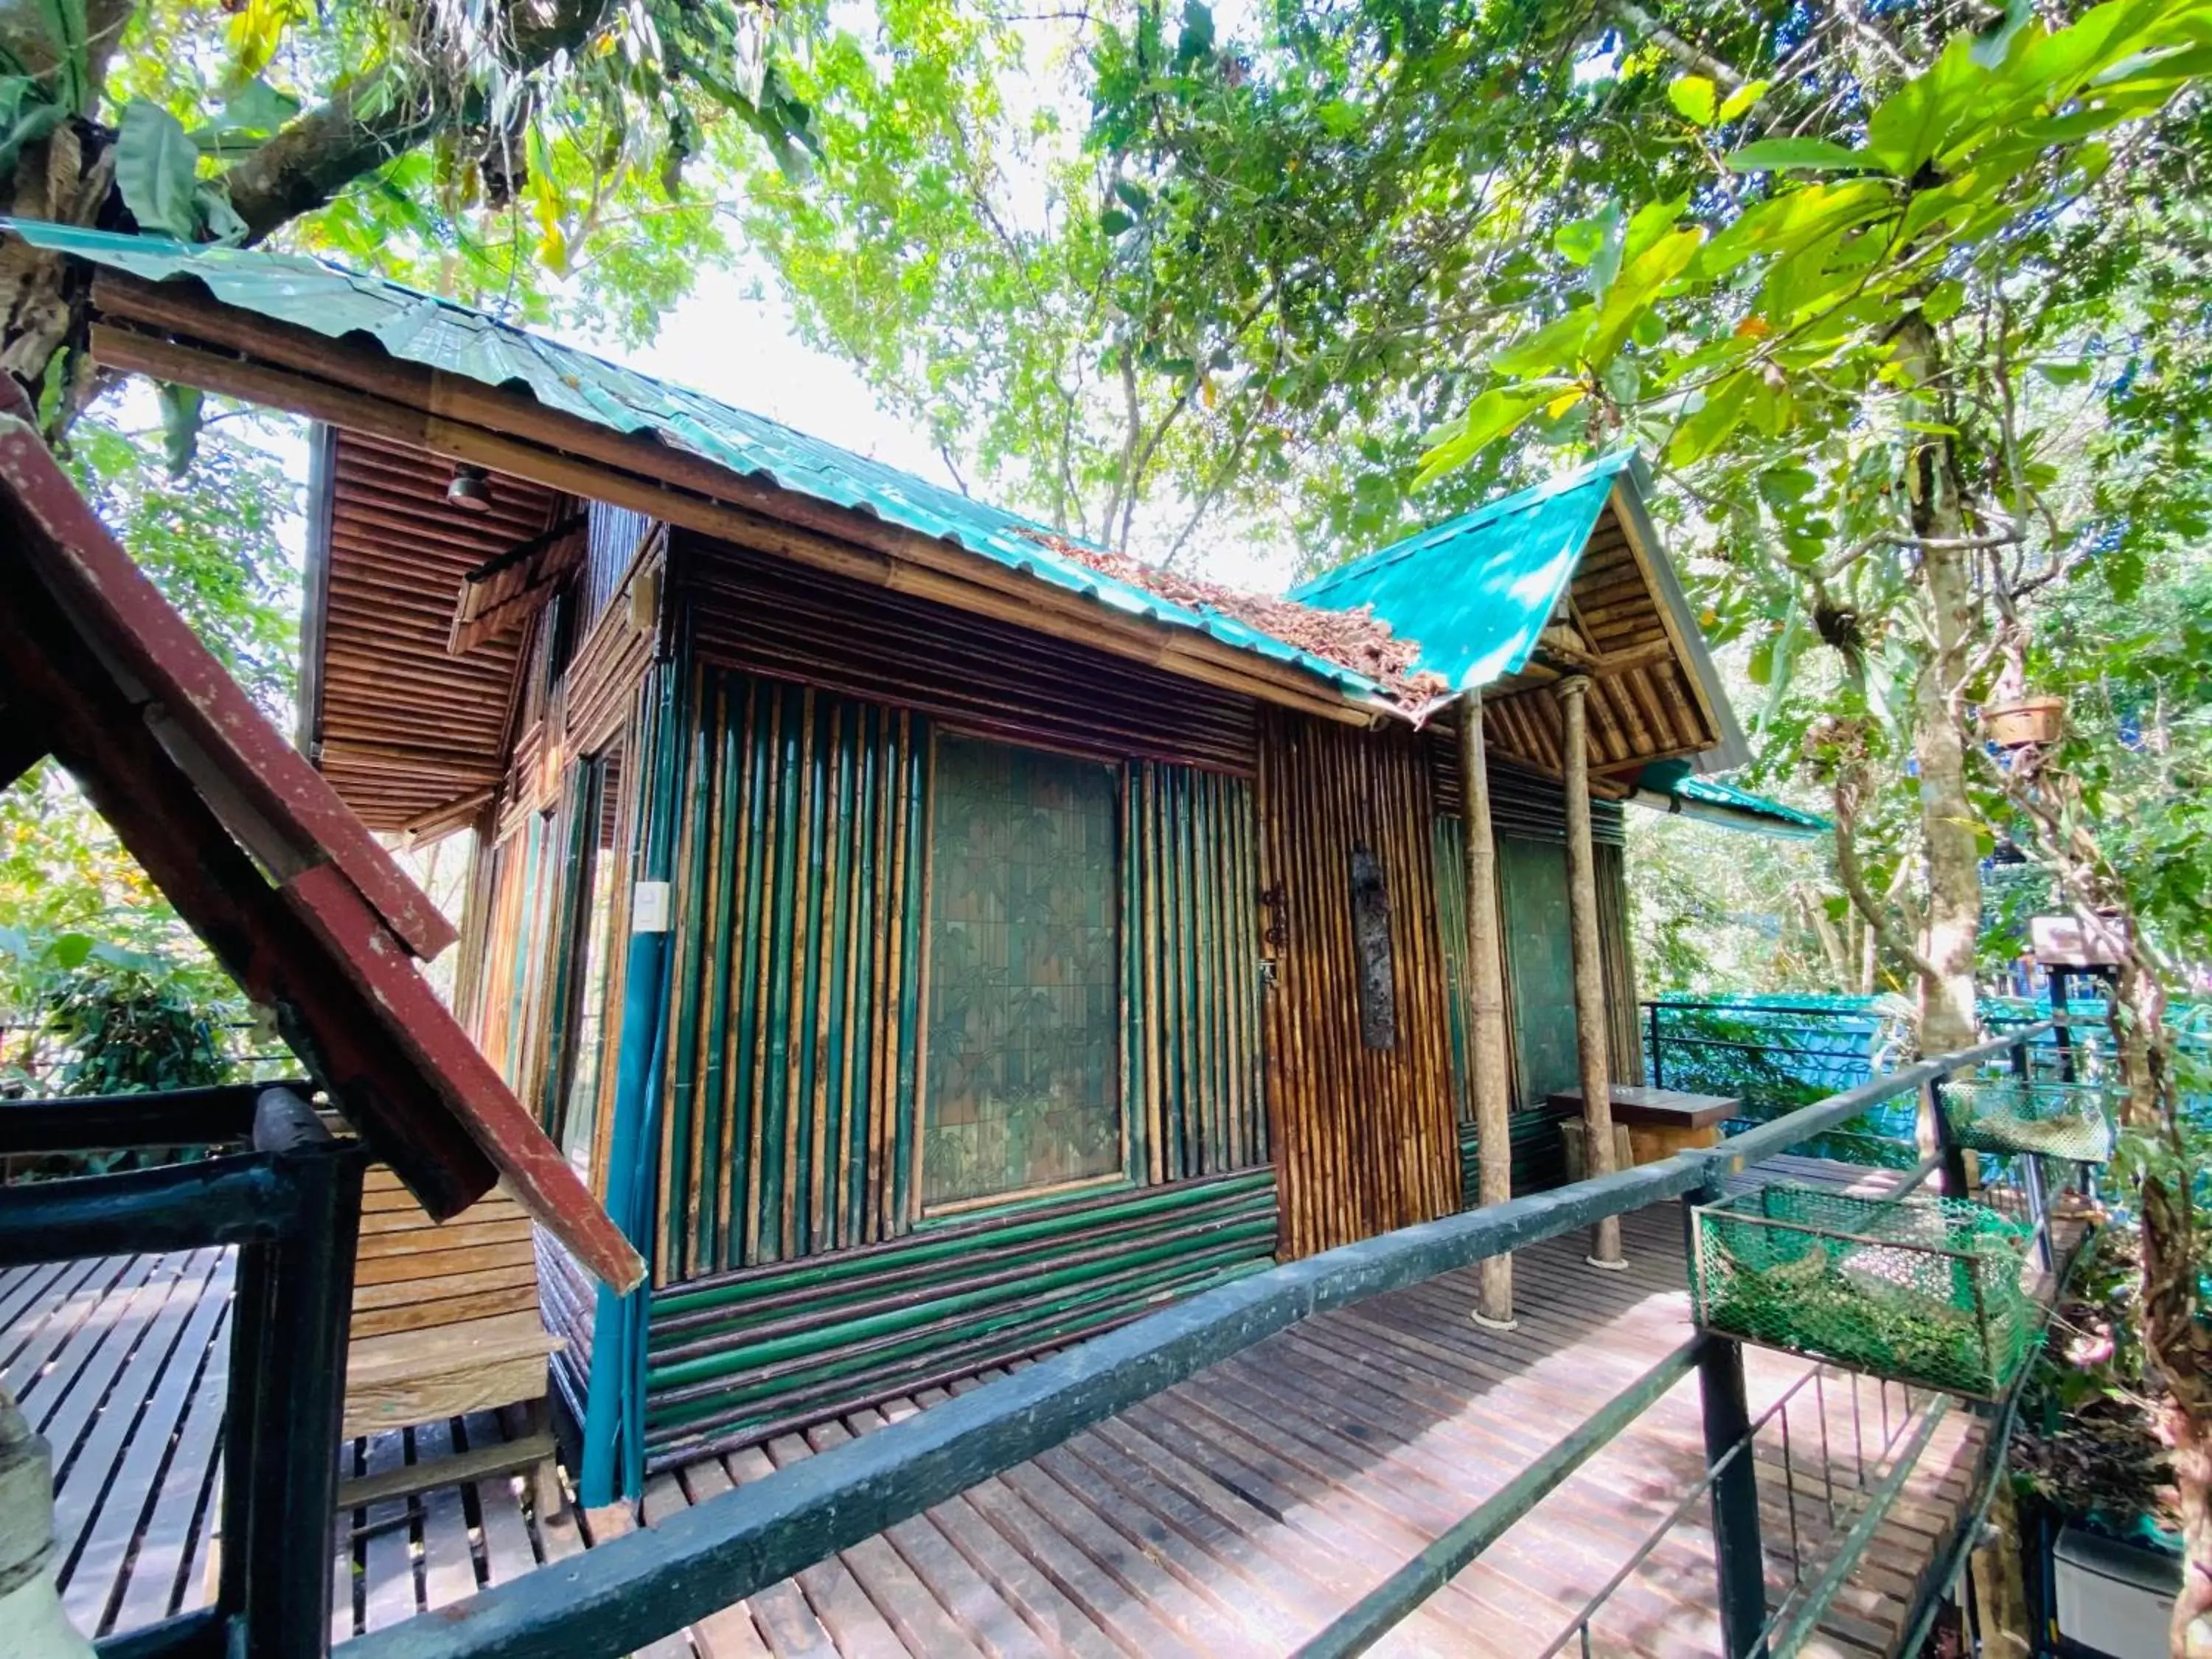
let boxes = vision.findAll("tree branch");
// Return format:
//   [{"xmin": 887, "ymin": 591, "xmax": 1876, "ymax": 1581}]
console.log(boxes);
[
  {"xmin": 1606, "ymin": 1, "xmax": 1745, "ymax": 90},
  {"xmin": 226, "ymin": 0, "xmax": 616, "ymax": 242}
]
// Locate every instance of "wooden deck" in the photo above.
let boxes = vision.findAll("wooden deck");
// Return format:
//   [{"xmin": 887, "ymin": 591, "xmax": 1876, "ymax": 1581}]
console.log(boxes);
[{"xmin": 5, "ymin": 1171, "xmax": 1989, "ymax": 1657}]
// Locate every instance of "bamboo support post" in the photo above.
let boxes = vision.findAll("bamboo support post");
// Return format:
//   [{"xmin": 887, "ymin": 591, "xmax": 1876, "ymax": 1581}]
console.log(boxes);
[
  {"xmin": 1458, "ymin": 693, "xmax": 1516, "ymax": 1329},
  {"xmin": 1558, "ymin": 676, "xmax": 1624, "ymax": 1268}
]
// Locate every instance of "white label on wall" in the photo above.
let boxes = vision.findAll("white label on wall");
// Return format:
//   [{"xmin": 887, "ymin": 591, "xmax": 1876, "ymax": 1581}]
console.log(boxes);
[{"xmin": 632, "ymin": 880, "xmax": 672, "ymax": 933}]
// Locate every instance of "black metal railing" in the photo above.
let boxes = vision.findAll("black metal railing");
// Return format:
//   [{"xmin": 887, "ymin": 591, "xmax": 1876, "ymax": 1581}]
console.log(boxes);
[
  {"xmin": 333, "ymin": 1023, "xmax": 2056, "ymax": 1659},
  {"xmin": 0, "ymin": 1082, "xmax": 366, "ymax": 1659}
]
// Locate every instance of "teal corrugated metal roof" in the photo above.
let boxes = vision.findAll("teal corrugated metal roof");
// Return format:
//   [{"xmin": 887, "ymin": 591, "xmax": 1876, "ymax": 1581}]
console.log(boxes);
[
  {"xmin": 1288, "ymin": 450, "xmax": 1638, "ymax": 694},
  {"xmin": 1636, "ymin": 759, "xmax": 1829, "ymax": 838},
  {"xmin": 8, "ymin": 219, "xmax": 1394, "ymax": 704}
]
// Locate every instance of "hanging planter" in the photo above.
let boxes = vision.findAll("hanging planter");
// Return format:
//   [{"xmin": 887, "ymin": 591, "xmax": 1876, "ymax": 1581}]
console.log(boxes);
[
  {"xmin": 1690, "ymin": 1183, "xmax": 2041, "ymax": 1398},
  {"xmin": 1983, "ymin": 694, "xmax": 2066, "ymax": 748}
]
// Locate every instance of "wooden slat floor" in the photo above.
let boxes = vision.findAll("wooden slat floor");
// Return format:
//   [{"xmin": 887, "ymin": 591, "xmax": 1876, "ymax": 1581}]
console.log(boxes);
[{"xmin": 3, "ymin": 1165, "xmax": 1992, "ymax": 1656}]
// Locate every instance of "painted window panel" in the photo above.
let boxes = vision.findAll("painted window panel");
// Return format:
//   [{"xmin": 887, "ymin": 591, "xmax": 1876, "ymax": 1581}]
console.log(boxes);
[
  {"xmin": 925, "ymin": 734, "xmax": 1122, "ymax": 1207},
  {"xmin": 1499, "ymin": 834, "xmax": 1581, "ymax": 1106}
]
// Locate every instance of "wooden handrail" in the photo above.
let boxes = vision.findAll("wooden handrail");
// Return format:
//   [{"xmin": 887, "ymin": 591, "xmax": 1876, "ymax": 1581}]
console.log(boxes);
[{"xmin": 336, "ymin": 1023, "xmax": 2049, "ymax": 1659}]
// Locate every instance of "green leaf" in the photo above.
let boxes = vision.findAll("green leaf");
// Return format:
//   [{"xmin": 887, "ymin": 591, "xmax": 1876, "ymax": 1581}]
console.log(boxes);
[
  {"xmin": 1668, "ymin": 74, "xmax": 1719, "ymax": 127},
  {"xmin": 0, "ymin": 85, "xmax": 63, "ymax": 174},
  {"xmin": 1623, "ymin": 195, "xmax": 1688, "ymax": 265},
  {"xmin": 115, "ymin": 100, "xmax": 201, "ymax": 240},
  {"xmin": 1717, "ymin": 79, "xmax": 1771, "ymax": 124},
  {"xmin": 1492, "ymin": 308, "xmax": 1594, "ymax": 378},
  {"xmin": 1554, "ymin": 214, "xmax": 1605, "ymax": 268},
  {"xmin": 47, "ymin": 931, "xmax": 93, "ymax": 970},
  {"xmin": 1586, "ymin": 201, "xmax": 1625, "ymax": 300},
  {"xmin": 1112, "ymin": 178, "xmax": 1150, "ymax": 214},
  {"xmin": 1585, "ymin": 226, "xmax": 1703, "ymax": 369},
  {"xmin": 1668, "ymin": 370, "xmax": 1752, "ymax": 466},
  {"xmin": 1726, "ymin": 137, "xmax": 1885, "ymax": 174},
  {"xmin": 1316, "ymin": 99, "xmax": 1362, "ymax": 137},
  {"xmin": 1919, "ymin": 278, "xmax": 1966, "ymax": 323},
  {"xmin": 1098, "ymin": 206, "xmax": 1133, "ymax": 237},
  {"xmin": 1174, "ymin": 0, "xmax": 1214, "ymax": 69},
  {"xmin": 190, "ymin": 75, "xmax": 299, "ymax": 157},
  {"xmin": 156, "ymin": 383, "xmax": 203, "ymax": 477},
  {"xmin": 1414, "ymin": 384, "xmax": 1562, "ymax": 487},
  {"xmin": 32, "ymin": 0, "xmax": 86, "ymax": 114},
  {"xmin": 1864, "ymin": 33, "xmax": 1982, "ymax": 175},
  {"xmin": 194, "ymin": 181, "xmax": 247, "ymax": 246}
]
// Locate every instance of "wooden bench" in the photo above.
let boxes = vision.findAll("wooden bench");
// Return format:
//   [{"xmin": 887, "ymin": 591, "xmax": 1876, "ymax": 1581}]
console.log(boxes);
[{"xmin": 342, "ymin": 1165, "xmax": 565, "ymax": 1514}]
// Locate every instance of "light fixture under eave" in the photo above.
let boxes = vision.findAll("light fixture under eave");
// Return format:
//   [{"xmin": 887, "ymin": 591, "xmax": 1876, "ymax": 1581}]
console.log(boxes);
[{"xmin": 447, "ymin": 464, "xmax": 493, "ymax": 512}]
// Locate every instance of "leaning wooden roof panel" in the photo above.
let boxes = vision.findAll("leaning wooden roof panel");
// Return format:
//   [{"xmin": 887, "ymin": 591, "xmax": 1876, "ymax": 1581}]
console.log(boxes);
[{"xmin": 0, "ymin": 413, "xmax": 643, "ymax": 1291}]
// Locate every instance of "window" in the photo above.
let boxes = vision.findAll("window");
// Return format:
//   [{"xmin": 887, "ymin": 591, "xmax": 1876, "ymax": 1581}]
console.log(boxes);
[
  {"xmin": 554, "ymin": 744, "xmax": 625, "ymax": 1181},
  {"xmin": 923, "ymin": 734, "xmax": 1121, "ymax": 1208}
]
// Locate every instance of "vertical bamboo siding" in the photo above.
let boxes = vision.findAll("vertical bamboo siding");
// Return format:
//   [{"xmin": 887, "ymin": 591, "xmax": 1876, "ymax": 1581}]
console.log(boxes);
[
  {"xmin": 1124, "ymin": 762, "xmax": 1268, "ymax": 1183},
  {"xmin": 653, "ymin": 664, "xmax": 928, "ymax": 1284},
  {"xmin": 1258, "ymin": 710, "xmax": 1457, "ymax": 1259}
]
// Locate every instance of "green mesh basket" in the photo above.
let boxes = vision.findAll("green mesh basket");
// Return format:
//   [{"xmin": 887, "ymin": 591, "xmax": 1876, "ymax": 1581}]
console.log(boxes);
[
  {"xmin": 1691, "ymin": 1183, "xmax": 2041, "ymax": 1398},
  {"xmin": 1941, "ymin": 1079, "xmax": 2117, "ymax": 1164}
]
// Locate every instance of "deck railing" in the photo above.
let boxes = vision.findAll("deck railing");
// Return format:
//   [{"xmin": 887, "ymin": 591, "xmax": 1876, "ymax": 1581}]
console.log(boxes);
[{"xmin": 333, "ymin": 1021, "xmax": 2053, "ymax": 1659}]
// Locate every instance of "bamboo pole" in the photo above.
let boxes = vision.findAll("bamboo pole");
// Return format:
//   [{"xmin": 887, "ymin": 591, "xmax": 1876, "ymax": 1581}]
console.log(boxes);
[
  {"xmin": 1557, "ymin": 675, "xmax": 1625, "ymax": 1269},
  {"xmin": 1456, "ymin": 695, "xmax": 1517, "ymax": 1328}
]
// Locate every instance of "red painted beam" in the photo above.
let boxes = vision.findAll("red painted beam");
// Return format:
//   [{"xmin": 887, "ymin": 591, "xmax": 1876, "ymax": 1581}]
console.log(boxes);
[{"xmin": 0, "ymin": 417, "xmax": 457, "ymax": 962}]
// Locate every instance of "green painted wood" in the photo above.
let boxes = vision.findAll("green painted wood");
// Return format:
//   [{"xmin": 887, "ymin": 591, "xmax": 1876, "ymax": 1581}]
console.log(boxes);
[
  {"xmin": 1498, "ymin": 834, "xmax": 1580, "ymax": 1107},
  {"xmin": 639, "ymin": 1169, "xmax": 1280, "ymax": 1458},
  {"xmin": 1124, "ymin": 762, "xmax": 1267, "ymax": 1182},
  {"xmin": 648, "ymin": 668, "xmax": 930, "ymax": 1279},
  {"xmin": 1432, "ymin": 815, "xmax": 1472, "ymax": 1124}
]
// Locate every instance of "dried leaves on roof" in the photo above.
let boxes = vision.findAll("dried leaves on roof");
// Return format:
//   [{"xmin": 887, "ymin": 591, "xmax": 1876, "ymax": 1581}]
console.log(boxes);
[{"xmin": 1018, "ymin": 529, "xmax": 1447, "ymax": 709}]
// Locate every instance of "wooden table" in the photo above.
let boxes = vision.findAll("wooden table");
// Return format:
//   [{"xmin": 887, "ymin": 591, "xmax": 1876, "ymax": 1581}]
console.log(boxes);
[{"xmin": 1545, "ymin": 1085, "xmax": 1742, "ymax": 1166}]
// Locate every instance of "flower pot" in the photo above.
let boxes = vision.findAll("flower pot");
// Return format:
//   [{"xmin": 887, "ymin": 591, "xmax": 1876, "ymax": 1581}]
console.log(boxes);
[{"xmin": 1983, "ymin": 694, "xmax": 2065, "ymax": 748}]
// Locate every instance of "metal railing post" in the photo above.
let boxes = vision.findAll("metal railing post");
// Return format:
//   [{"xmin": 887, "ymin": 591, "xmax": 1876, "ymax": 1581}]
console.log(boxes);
[
  {"xmin": 223, "ymin": 1091, "xmax": 367, "ymax": 1659},
  {"xmin": 1687, "ymin": 1171, "xmax": 1768, "ymax": 1659},
  {"xmin": 1648, "ymin": 1001, "xmax": 1665, "ymax": 1090},
  {"xmin": 2050, "ymin": 967, "xmax": 2076, "ymax": 1083}
]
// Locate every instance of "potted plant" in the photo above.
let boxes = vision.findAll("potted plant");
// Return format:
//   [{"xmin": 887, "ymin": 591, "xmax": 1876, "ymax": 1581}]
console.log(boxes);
[
  {"xmin": 1984, "ymin": 693, "xmax": 2067, "ymax": 747},
  {"xmin": 1983, "ymin": 658, "xmax": 2066, "ymax": 748}
]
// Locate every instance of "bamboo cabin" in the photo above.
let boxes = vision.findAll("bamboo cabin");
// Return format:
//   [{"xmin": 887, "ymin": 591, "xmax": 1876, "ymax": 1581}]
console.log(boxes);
[{"xmin": 13, "ymin": 220, "xmax": 1823, "ymax": 1506}]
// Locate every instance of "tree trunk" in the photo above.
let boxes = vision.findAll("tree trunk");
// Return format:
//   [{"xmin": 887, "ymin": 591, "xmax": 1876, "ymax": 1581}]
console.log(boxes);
[
  {"xmin": 1896, "ymin": 317, "xmax": 1984, "ymax": 1065},
  {"xmin": 1912, "ymin": 530, "xmax": 1981, "ymax": 1060}
]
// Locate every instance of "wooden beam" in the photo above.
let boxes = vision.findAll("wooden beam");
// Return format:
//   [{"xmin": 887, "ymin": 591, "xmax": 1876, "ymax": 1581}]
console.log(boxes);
[
  {"xmin": 1455, "ymin": 694, "xmax": 1515, "ymax": 1330},
  {"xmin": 1556, "ymin": 675, "xmax": 1624, "ymax": 1268}
]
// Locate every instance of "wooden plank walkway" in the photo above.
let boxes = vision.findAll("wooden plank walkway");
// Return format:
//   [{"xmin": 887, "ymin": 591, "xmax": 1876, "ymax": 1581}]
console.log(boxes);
[{"xmin": 4, "ymin": 1169, "xmax": 1991, "ymax": 1655}]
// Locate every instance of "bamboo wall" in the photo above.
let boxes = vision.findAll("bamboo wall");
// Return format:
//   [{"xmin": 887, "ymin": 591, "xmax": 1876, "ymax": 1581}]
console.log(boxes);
[
  {"xmin": 679, "ymin": 531, "xmax": 1259, "ymax": 773},
  {"xmin": 1258, "ymin": 710, "xmax": 1458, "ymax": 1259},
  {"xmin": 1124, "ymin": 762, "xmax": 1268, "ymax": 1184},
  {"xmin": 653, "ymin": 667, "xmax": 930, "ymax": 1282},
  {"xmin": 639, "ymin": 1168, "xmax": 1277, "ymax": 1467}
]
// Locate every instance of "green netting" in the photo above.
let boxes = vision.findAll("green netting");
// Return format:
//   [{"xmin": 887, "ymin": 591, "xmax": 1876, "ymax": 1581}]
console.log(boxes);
[
  {"xmin": 1941, "ymin": 1079, "xmax": 2117, "ymax": 1164},
  {"xmin": 1691, "ymin": 1183, "xmax": 2041, "ymax": 1398}
]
